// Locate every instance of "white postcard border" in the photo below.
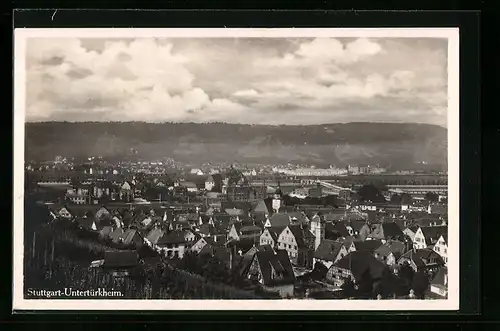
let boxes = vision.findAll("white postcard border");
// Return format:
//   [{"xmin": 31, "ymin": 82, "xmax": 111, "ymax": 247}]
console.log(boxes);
[{"xmin": 13, "ymin": 27, "xmax": 460, "ymax": 311}]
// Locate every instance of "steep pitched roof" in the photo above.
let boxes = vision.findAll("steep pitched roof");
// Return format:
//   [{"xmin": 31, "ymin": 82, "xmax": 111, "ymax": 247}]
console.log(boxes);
[
  {"xmin": 109, "ymin": 227, "xmax": 125, "ymax": 243},
  {"xmin": 420, "ymin": 226, "xmax": 448, "ymax": 245},
  {"xmin": 400, "ymin": 248, "xmax": 445, "ymax": 268},
  {"xmin": 368, "ymin": 222, "xmax": 405, "ymax": 240},
  {"xmin": 253, "ymin": 198, "xmax": 273, "ymax": 215},
  {"xmin": 255, "ymin": 249, "xmax": 295, "ymax": 286},
  {"xmin": 332, "ymin": 250, "xmax": 388, "ymax": 283},
  {"xmin": 353, "ymin": 239, "xmax": 383, "ymax": 253},
  {"xmin": 269, "ymin": 214, "xmax": 291, "ymax": 227},
  {"xmin": 262, "ymin": 226, "xmax": 285, "ymax": 242},
  {"xmin": 121, "ymin": 229, "xmax": 140, "ymax": 245},
  {"xmin": 314, "ymin": 240, "xmax": 344, "ymax": 262},
  {"xmin": 347, "ymin": 220, "xmax": 367, "ymax": 232},
  {"xmin": 197, "ymin": 224, "xmax": 220, "ymax": 236},
  {"xmin": 99, "ymin": 225, "xmax": 114, "ymax": 238},
  {"xmin": 287, "ymin": 225, "xmax": 315, "ymax": 248},
  {"xmin": 157, "ymin": 230, "xmax": 186, "ymax": 245},
  {"xmin": 326, "ymin": 221, "xmax": 350, "ymax": 238},
  {"xmin": 145, "ymin": 228, "xmax": 165, "ymax": 245},
  {"xmin": 374, "ymin": 240, "xmax": 406, "ymax": 259}
]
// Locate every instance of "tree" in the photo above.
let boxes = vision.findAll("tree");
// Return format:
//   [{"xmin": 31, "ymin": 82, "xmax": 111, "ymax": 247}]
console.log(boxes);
[
  {"xmin": 411, "ymin": 271, "xmax": 430, "ymax": 299},
  {"xmin": 322, "ymin": 195, "xmax": 339, "ymax": 207},
  {"xmin": 399, "ymin": 262, "xmax": 415, "ymax": 287},
  {"xmin": 373, "ymin": 268, "xmax": 395, "ymax": 298},
  {"xmin": 357, "ymin": 185, "xmax": 386, "ymax": 203},
  {"xmin": 400, "ymin": 193, "xmax": 413, "ymax": 205},
  {"xmin": 424, "ymin": 192, "xmax": 439, "ymax": 203},
  {"xmin": 341, "ymin": 277, "xmax": 356, "ymax": 298},
  {"xmin": 357, "ymin": 269, "xmax": 375, "ymax": 297},
  {"xmin": 390, "ymin": 194, "xmax": 402, "ymax": 204}
]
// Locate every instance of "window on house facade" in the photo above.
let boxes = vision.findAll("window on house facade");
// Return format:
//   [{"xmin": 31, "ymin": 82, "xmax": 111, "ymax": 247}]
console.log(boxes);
[
  {"xmin": 435, "ymin": 246, "xmax": 440, "ymax": 252},
  {"xmin": 174, "ymin": 251, "xmax": 179, "ymax": 258},
  {"xmin": 444, "ymin": 248, "xmax": 447, "ymax": 254}
]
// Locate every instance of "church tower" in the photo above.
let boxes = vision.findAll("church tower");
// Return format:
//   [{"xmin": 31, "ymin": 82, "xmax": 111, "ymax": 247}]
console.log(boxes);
[
  {"xmin": 272, "ymin": 184, "xmax": 283, "ymax": 213},
  {"xmin": 310, "ymin": 214, "xmax": 325, "ymax": 250}
]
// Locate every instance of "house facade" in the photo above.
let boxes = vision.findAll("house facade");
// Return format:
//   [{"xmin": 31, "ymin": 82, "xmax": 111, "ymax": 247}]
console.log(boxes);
[
  {"xmin": 313, "ymin": 240, "xmax": 348, "ymax": 269},
  {"xmin": 413, "ymin": 226, "xmax": 448, "ymax": 250},
  {"xmin": 259, "ymin": 227, "xmax": 283, "ymax": 249},
  {"xmin": 432, "ymin": 234, "xmax": 448, "ymax": 265},
  {"xmin": 276, "ymin": 225, "xmax": 315, "ymax": 268},
  {"xmin": 429, "ymin": 267, "xmax": 448, "ymax": 298},
  {"xmin": 156, "ymin": 231, "xmax": 187, "ymax": 259}
]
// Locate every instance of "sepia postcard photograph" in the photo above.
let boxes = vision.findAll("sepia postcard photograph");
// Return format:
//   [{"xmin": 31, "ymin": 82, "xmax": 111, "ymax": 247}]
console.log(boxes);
[{"xmin": 13, "ymin": 28, "xmax": 459, "ymax": 311}]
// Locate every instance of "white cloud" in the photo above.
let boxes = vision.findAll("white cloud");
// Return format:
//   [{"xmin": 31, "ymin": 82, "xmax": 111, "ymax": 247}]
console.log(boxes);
[{"xmin": 25, "ymin": 37, "xmax": 448, "ymax": 126}]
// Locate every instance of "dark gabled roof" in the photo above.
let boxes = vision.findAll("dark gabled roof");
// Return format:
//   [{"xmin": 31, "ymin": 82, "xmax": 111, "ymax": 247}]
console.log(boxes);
[
  {"xmin": 332, "ymin": 251, "xmax": 388, "ymax": 283},
  {"xmin": 109, "ymin": 227, "xmax": 125, "ymax": 243},
  {"xmin": 262, "ymin": 226, "xmax": 285, "ymax": 242},
  {"xmin": 252, "ymin": 212, "xmax": 267, "ymax": 224},
  {"xmin": 102, "ymin": 251, "xmax": 138, "ymax": 268},
  {"xmin": 405, "ymin": 224, "xmax": 420, "ymax": 233},
  {"xmin": 201, "ymin": 236, "xmax": 225, "ymax": 247},
  {"xmin": 198, "ymin": 215, "xmax": 211, "ymax": 224},
  {"xmin": 99, "ymin": 225, "xmax": 114, "ymax": 238},
  {"xmin": 232, "ymin": 223, "xmax": 243, "ymax": 234},
  {"xmin": 253, "ymin": 198, "xmax": 273, "ymax": 215},
  {"xmin": 286, "ymin": 211, "xmax": 309, "ymax": 223},
  {"xmin": 269, "ymin": 214, "xmax": 291, "ymax": 227},
  {"xmin": 157, "ymin": 230, "xmax": 186, "ymax": 245},
  {"xmin": 347, "ymin": 220, "xmax": 367, "ymax": 232},
  {"xmin": 374, "ymin": 241, "xmax": 407, "ymax": 259},
  {"xmin": 255, "ymin": 249, "xmax": 295, "ymax": 286},
  {"xmin": 287, "ymin": 225, "xmax": 315, "ymax": 248},
  {"xmin": 145, "ymin": 228, "xmax": 165, "ymax": 245},
  {"xmin": 198, "ymin": 224, "xmax": 220, "ymax": 236},
  {"xmin": 353, "ymin": 239, "xmax": 383, "ymax": 253},
  {"xmin": 420, "ymin": 226, "xmax": 448, "ymax": 245},
  {"xmin": 326, "ymin": 221, "xmax": 350, "ymax": 238},
  {"xmin": 314, "ymin": 240, "xmax": 344, "ymax": 261},
  {"xmin": 439, "ymin": 232, "xmax": 448, "ymax": 244},
  {"xmin": 213, "ymin": 213, "xmax": 231, "ymax": 223},
  {"xmin": 400, "ymin": 248, "xmax": 445, "ymax": 268},
  {"xmin": 368, "ymin": 222, "xmax": 404, "ymax": 240},
  {"xmin": 240, "ymin": 224, "xmax": 262, "ymax": 233},
  {"xmin": 121, "ymin": 229, "xmax": 139, "ymax": 245}
]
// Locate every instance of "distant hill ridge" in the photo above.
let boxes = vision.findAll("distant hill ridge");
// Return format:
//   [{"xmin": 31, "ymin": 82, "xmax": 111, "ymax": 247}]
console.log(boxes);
[{"xmin": 25, "ymin": 121, "xmax": 447, "ymax": 169}]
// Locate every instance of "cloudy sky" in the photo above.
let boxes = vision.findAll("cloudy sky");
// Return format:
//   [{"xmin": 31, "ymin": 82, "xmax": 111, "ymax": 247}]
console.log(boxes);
[{"xmin": 25, "ymin": 37, "xmax": 448, "ymax": 127}]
